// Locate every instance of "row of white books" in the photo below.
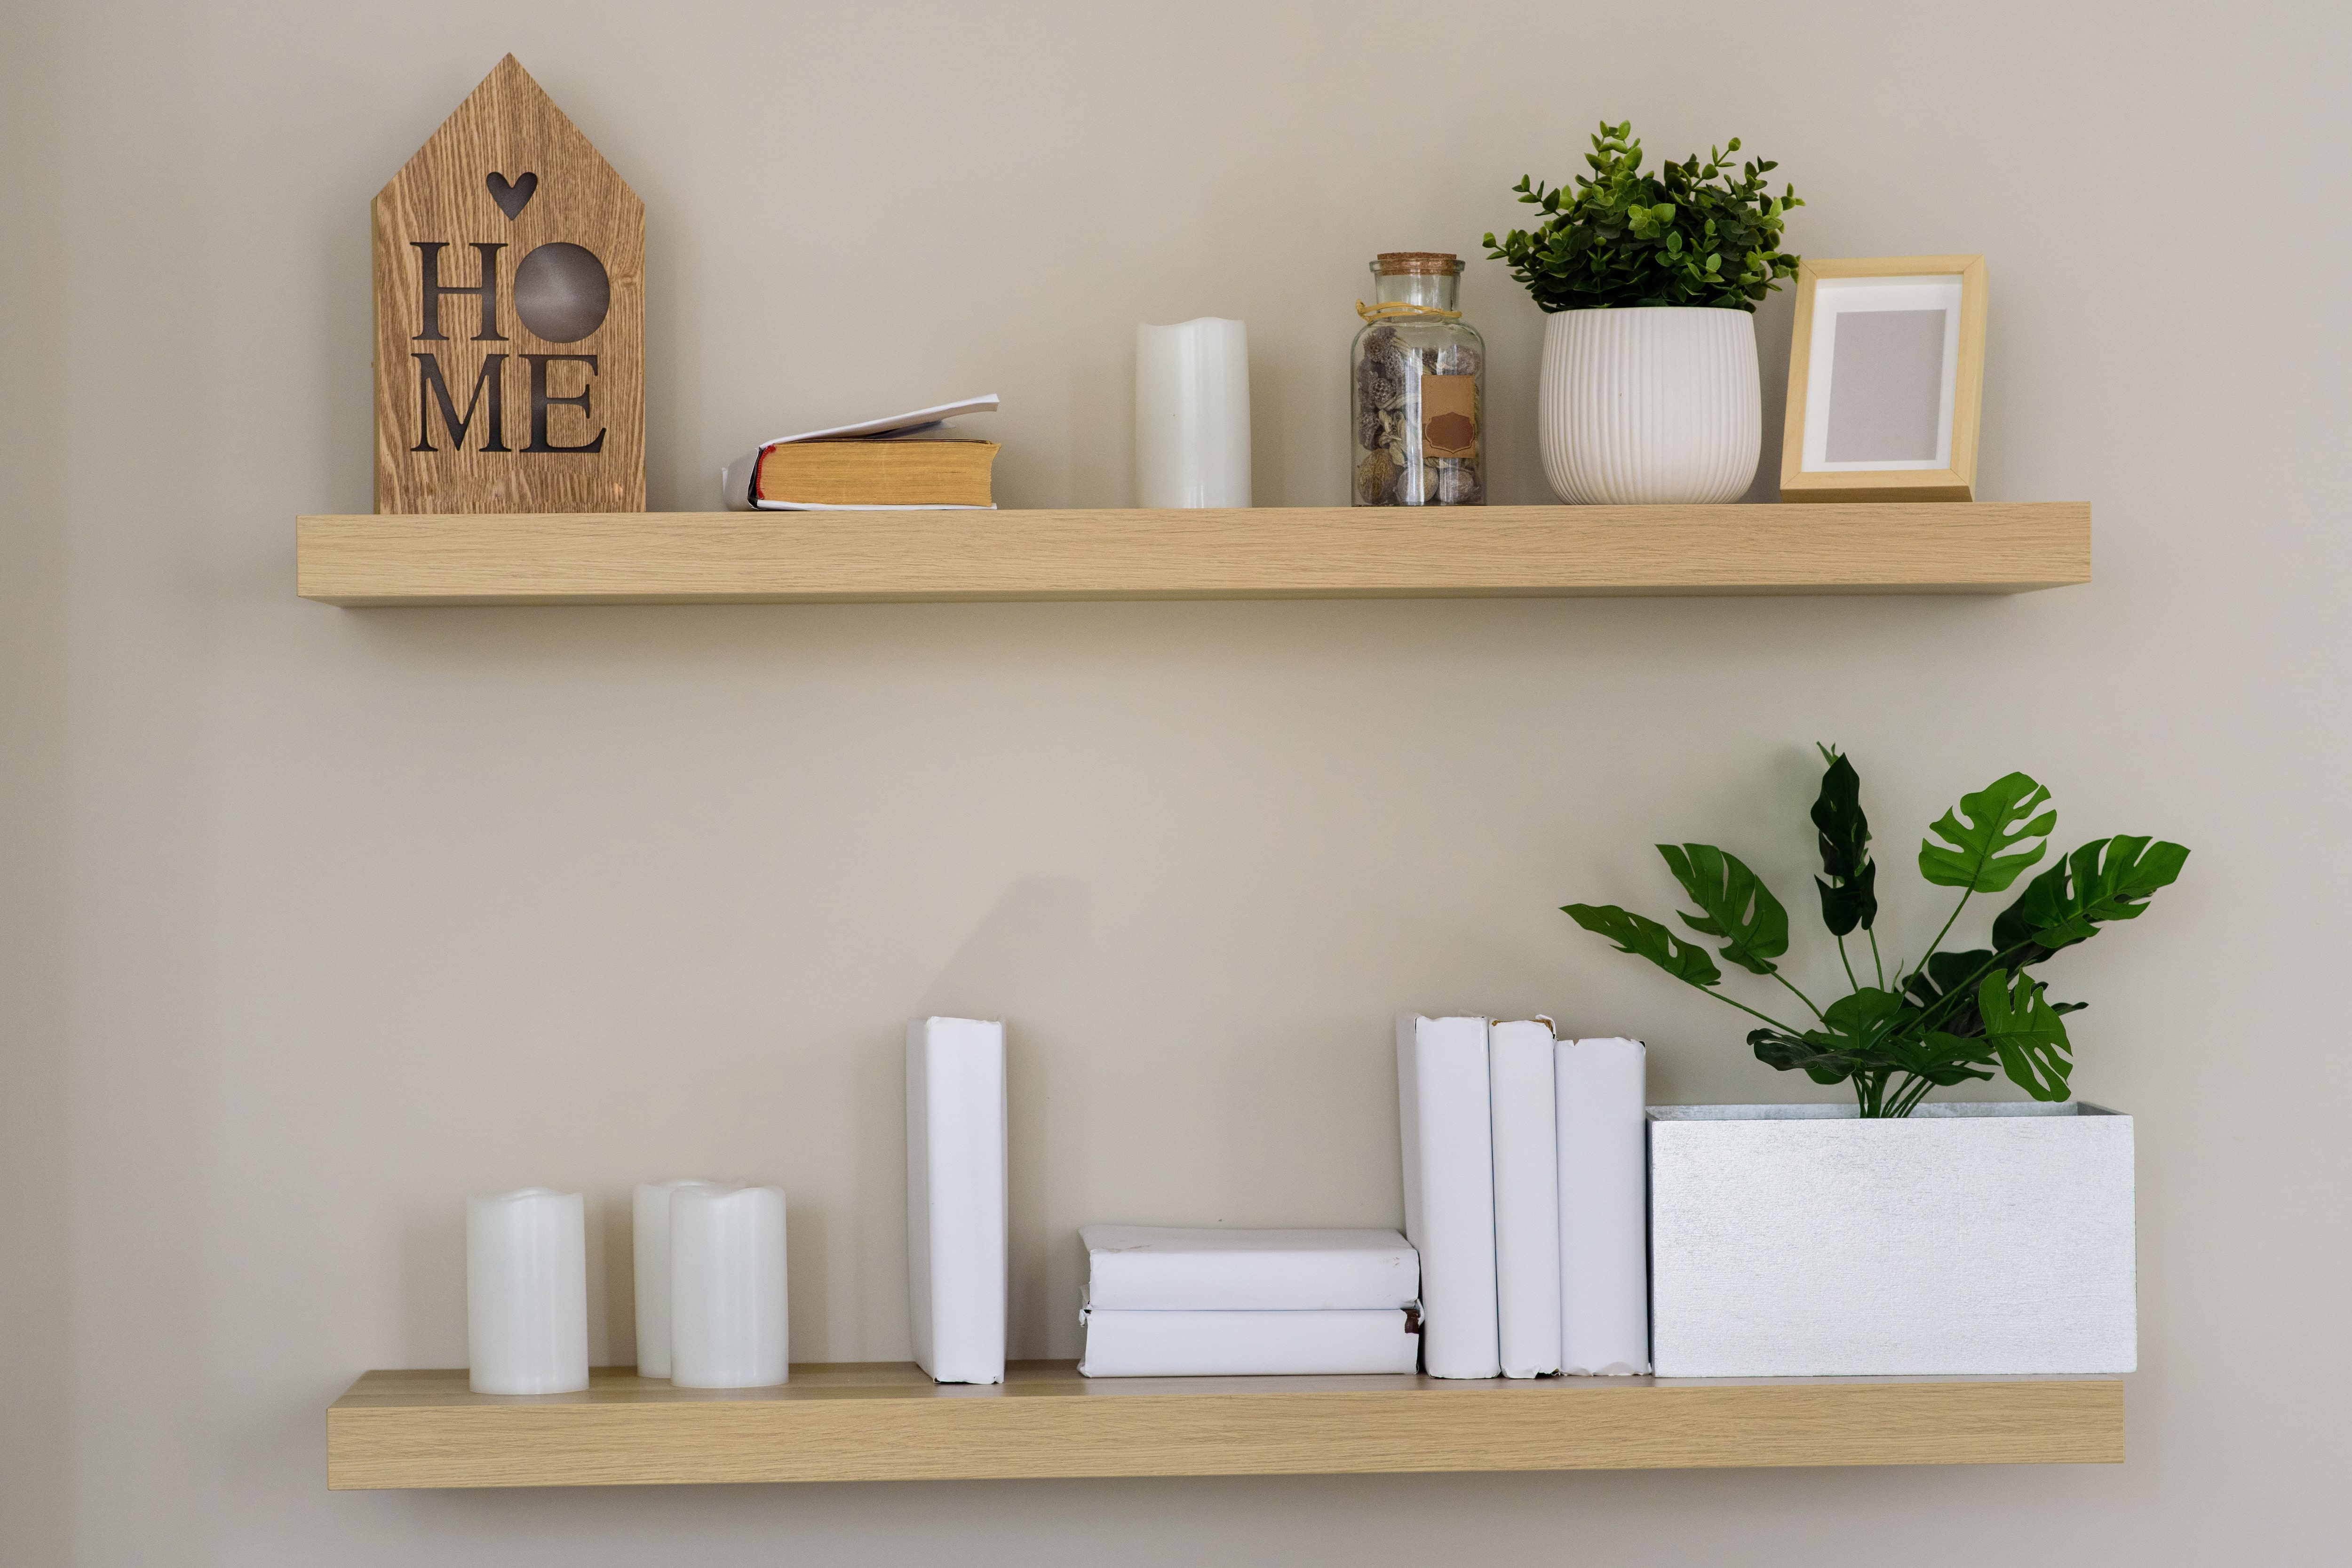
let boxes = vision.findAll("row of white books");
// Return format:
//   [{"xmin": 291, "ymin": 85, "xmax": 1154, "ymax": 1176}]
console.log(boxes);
[
  {"xmin": 1398, "ymin": 1014, "xmax": 1651, "ymax": 1378},
  {"xmin": 902, "ymin": 1013, "xmax": 1648, "ymax": 1385}
]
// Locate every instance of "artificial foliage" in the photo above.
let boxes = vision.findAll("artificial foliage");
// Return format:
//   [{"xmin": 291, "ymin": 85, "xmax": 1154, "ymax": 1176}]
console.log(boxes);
[
  {"xmin": 1484, "ymin": 121, "xmax": 1802, "ymax": 313},
  {"xmin": 1564, "ymin": 749, "xmax": 2190, "ymax": 1117}
]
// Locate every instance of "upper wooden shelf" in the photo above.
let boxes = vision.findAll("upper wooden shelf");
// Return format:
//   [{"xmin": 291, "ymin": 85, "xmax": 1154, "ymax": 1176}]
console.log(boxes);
[
  {"xmin": 326, "ymin": 1360, "xmax": 2122, "ymax": 1488},
  {"xmin": 295, "ymin": 502, "xmax": 2090, "ymax": 606}
]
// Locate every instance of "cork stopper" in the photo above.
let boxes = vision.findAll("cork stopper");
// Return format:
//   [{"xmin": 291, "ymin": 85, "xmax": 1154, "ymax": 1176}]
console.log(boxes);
[{"xmin": 1374, "ymin": 252, "xmax": 1464, "ymax": 276}]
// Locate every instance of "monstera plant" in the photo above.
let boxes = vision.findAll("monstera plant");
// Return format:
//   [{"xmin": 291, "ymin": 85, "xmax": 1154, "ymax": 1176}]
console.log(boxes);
[{"xmin": 1564, "ymin": 748, "xmax": 2190, "ymax": 1117}]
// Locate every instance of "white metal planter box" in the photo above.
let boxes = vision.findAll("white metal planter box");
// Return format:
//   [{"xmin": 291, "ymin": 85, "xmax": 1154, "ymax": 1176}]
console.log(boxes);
[{"xmin": 1647, "ymin": 1102, "xmax": 2135, "ymax": 1377}]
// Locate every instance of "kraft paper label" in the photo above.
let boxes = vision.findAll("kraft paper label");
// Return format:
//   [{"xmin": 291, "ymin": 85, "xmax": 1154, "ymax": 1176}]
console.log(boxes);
[{"xmin": 1421, "ymin": 374, "xmax": 1478, "ymax": 458}]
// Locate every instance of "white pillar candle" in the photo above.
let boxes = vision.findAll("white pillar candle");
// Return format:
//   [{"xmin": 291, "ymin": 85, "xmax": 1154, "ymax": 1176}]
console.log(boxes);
[
  {"xmin": 466, "ymin": 1188, "xmax": 589, "ymax": 1395},
  {"xmin": 1136, "ymin": 317, "xmax": 1251, "ymax": 508},
  {"xmin": 669, "ymin": 1183, "xmax": 790, "ymax": 1389},
  {"xmin": 632, "ymin": 1179, "xmax": 718, "ymax": 1379}
]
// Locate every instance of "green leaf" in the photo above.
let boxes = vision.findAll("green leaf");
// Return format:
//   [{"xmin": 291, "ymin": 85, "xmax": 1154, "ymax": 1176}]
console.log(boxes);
[
  {"xmin": 1749, "ymin": 1027, "xmax": 1865, "ymax": 1085},
  {"xmin": 1820, "ymin": 986, "xmax": 1907, "ymax": 1043},
  {"xmin": 1979, "ymin": 971, "xmax": 2074, "ymax": 1100},
  {"xmin": 1992, "ymin": 836, "xmax": 2190, "ymax": 953},
  {"xmin": 1748, "ymin": 987, "xmax": 1907, "ymax": 1086},
  {"xmin": 1919, "ymin": 772, "xmax": 2057, "ymax": 892},
  {"xmin": 1563, "ymin": 903, "xmax": 1722, "ymax": 987},
  {"xmin": 1902, "ymin": 948, "xmax": 1997, "ymax": 1034},
  {"xmin": 1891, "ymin": 1031, "xmax": 1998, "ymax": 1087},
  {"xmin": 1810, "ymin": 746, "xmax": 1877, "ymax": 936},
  {"xmin": 1656, "ymin": 844, "xmax": 1788, "ymax": 975}
]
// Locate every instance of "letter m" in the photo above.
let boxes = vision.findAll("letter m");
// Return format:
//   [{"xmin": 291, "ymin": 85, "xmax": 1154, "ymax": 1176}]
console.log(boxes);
[{"xmin": 411, "ymin": 353, "xmax": 509, "ymax": 452}]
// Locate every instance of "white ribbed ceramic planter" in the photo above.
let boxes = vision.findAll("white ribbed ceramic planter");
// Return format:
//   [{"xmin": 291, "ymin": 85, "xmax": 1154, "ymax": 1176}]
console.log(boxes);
[{"xmin": 1538, "ymin": 307, "xmax": 1760, "ymax": 504}]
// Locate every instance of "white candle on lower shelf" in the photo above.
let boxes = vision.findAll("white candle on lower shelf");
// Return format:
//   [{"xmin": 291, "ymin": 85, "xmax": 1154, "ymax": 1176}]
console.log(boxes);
[
  {"xmin": 632, "ymin": 1179, "xmax": 719, "ymax": 1379},
  {"xmin": 466, "ymin": 1188, "xmax": 589, "ymax": 1395},
  {"xmin": 1136, "ymin": 317, "xmax": 1251, "ymax": 508},
  {"xmin": 669, "ymin": 1183, "xmax": 790, "ymax": 1389}
]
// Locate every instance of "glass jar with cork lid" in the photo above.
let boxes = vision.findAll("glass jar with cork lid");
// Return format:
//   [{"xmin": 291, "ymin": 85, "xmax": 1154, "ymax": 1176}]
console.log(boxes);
[{"xmin": 1351, "ymin": 252, "xmax": 1485, "ymax": 506}]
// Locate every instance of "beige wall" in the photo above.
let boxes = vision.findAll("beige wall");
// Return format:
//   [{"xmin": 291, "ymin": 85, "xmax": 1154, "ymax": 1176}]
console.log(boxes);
[{"xmin": 4, "ymin": 0, "xmax": 2346, "ymax": 1561}]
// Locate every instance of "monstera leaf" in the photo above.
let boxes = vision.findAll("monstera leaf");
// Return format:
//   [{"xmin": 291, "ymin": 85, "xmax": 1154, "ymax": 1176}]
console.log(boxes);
[
  {"xmin": 1992, "ymin": 835, "xmax": 2191, "ymax": 954},
  {"xmin": 1902, "ymin": 948, "xmax": 2000, "ymax": 1035},
  {"xmin": 1563, "ymin": 903, "xmax": 1722, "ymax": 987},
  {"xmin": 1979, "ymin": 971, "xmax": 2075, "ymax": 1101},
  {"xmin": 1749, "ymin": 1027, "xmax": 1867, "ymax": 1085},
  {"xmin": 1892, "ymin": 1032, "xmax": 1999, "ymax": 1087},
  {"xmin": 1810, "ymin": 746, "xmax": 1878, "ymax": 936},
  {"xmin": 1656, "ymin": 844, "xmax": 1789, "ymax": 976},
  {"xmin": 1747, "ymin": 987, "xmax": 1908, "ymax": 1085},
  {"xmin": 1919, "ymin": 772, "xmax": 2056, "ymax": 893}
]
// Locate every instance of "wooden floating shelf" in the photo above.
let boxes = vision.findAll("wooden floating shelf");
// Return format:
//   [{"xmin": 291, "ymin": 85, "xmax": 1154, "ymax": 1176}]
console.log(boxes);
[
  {"xmin": 326, "ymin": 1361, "xmax": 2123, "ymax": 1488},
  {"xmin": 295, "ymin": 502, "xmax": 2090, "ymax": 606}
]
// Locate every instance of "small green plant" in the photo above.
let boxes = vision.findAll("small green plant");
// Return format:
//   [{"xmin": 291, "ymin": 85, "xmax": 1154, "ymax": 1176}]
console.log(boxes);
[
  {"xmin": 1564, "ymin": 749, "xmax": 2190, "ymax": 1116},
  {"xmin": 1483, "ymin": 120, "xmax": 1802, "ymax": 313}
]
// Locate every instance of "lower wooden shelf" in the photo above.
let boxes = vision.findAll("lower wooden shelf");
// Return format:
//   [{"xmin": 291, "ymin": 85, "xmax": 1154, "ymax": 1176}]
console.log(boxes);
[
  {"xmin": 295, "ymin": 502, "xmax": 2090, "ymax": 606},
  {"xmin": 326, "ymin": 1361, "xmax": 2123, "ymax": 1488}
]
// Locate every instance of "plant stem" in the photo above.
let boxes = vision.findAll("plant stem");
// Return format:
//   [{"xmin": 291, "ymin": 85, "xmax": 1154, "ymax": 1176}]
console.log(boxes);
[
  {"xmin": 1836, "ymin": 934, "xmax": 1859, "ymax": 994},
  {"xmin": 1772, "ymin": 973, "xmax": 1830, "ymax": 1025},
  {"xmin": 1914, "ymin": 889, "xmax": 1973, "ymax": 987},
  {"xmin": 1671, "ymin": 975, "xmax": 1800, "ymax": 1037},
  {"xmin": 1888, "ymin": 1076, "xmax": 1938, "ymax": 1118},
  {"xmin": 1869, "ymin": 930, "xmax": 1884, "ymax": 989}
]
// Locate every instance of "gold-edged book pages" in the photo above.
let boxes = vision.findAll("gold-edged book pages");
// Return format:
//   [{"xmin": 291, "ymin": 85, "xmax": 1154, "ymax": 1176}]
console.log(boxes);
[{"xmin": 756, "ymin": 442, "xmax": 1001, "ymax": 509}]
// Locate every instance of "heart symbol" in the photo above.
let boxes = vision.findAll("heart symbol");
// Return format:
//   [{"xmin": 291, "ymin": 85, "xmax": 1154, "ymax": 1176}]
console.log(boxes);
[{"xmin": 485, "ymin": 171, "xmax": 538, "ymax": 220}]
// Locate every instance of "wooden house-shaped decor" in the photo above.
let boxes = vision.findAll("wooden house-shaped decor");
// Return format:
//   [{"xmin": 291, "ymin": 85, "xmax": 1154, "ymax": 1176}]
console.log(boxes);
[{"xmin": 372, "ymin": 56, "xmax": 644, "ymax": 513}]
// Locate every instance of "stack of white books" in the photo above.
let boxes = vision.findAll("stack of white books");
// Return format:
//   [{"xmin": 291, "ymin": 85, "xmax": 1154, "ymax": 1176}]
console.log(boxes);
[
  {"xmin": 1398, "ymin": 1014, "xmax": 1650, "ymax": 1379},
  {"xmin": 1076, "ymin": 1226, "xmax": 1423, "ymax": 1376}
]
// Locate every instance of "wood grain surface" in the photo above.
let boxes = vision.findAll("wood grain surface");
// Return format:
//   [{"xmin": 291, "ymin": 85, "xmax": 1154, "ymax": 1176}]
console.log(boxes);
[
  {"xmin": 372, "ymin": 55, "xmax": 644, "ymax": 513},
  {"xmin": 325, "ymin": 1361, "xmax": 2124, "ymax": 1488},
  {"xmin": 295, "ymin": 501, "xmax": 2090, "ymax": 605}
]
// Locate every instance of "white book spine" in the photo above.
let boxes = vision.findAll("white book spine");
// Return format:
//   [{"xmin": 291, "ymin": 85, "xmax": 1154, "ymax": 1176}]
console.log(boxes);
[
  {"xmin": 1079, "ymin": 1308, "xmax": 1421, "ymax": 1377},
  {"xmin": 1395, "ymin": 1013, "xmax": 1501, "ymax": 1378},
  {"xmin": 1490, "ymin": 1020, "xmax": 1562, "ymax": 1377},
  {"xmin": 906, "ymin": 1017, "xmax": 1008, "ymax": 1384},
  {"xmin": 1557, "ymin": 1036, "xmax": 1651, "ymax": 1375}
]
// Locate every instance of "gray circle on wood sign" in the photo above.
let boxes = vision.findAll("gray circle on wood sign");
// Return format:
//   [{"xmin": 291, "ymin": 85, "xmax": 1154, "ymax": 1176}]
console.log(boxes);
[{"xmin": 513, "ymin": 243, "xmax": 611, "ymax": 343}]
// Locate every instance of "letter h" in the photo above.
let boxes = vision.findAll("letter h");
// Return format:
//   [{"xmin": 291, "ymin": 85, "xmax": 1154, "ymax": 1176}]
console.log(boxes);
[{"xmin": 412, "ymin": 242, "xmax": 507, "ymax": 342}]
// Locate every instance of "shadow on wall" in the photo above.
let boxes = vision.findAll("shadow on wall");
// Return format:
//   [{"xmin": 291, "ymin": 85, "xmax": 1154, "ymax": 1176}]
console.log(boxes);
[
  {"xmin": 917, "ymin": 876, "xmax": 1094, "ymax": 1019},
  {"xmin": 1743, "ymin": 286, "xmax": 1798, "ymax": 502}
]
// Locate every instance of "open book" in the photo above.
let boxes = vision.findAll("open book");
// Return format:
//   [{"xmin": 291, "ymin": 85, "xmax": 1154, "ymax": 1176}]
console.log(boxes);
[{"xmin": 721, "ymin": 395, "xmax": 1001, "ymax": 510}]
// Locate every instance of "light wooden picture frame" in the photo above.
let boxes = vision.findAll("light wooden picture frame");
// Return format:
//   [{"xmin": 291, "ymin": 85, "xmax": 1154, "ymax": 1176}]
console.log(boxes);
[{"xmin": 1779, "ymin": 255, "xmax": 1986, "ymax": 502}]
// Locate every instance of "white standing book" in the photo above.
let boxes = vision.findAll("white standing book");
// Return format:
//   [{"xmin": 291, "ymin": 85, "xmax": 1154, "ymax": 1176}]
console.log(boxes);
[
  {"xmin": 1395, "ymin": 1013, "xmax": 1501, "ymax": 1379},
  {"xmin": 906, "ymin": 1017, "xmax": 1008, "ymax": 1384},
  {"xmin": 1490, "ymin": 1019, "xmax": 1563, "ymax": 1377},
  {"xmin": 1556, "ymin": 1036, "xmax": 1651, "ymax": 1375},
  {"xmin": 1078, "ymin": 1305, "xmax": 1421, "ymax": 1377},
  {"xmin": 1080, "ymin": 1226, "xmax": 1420, "ymax": 1311}
]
